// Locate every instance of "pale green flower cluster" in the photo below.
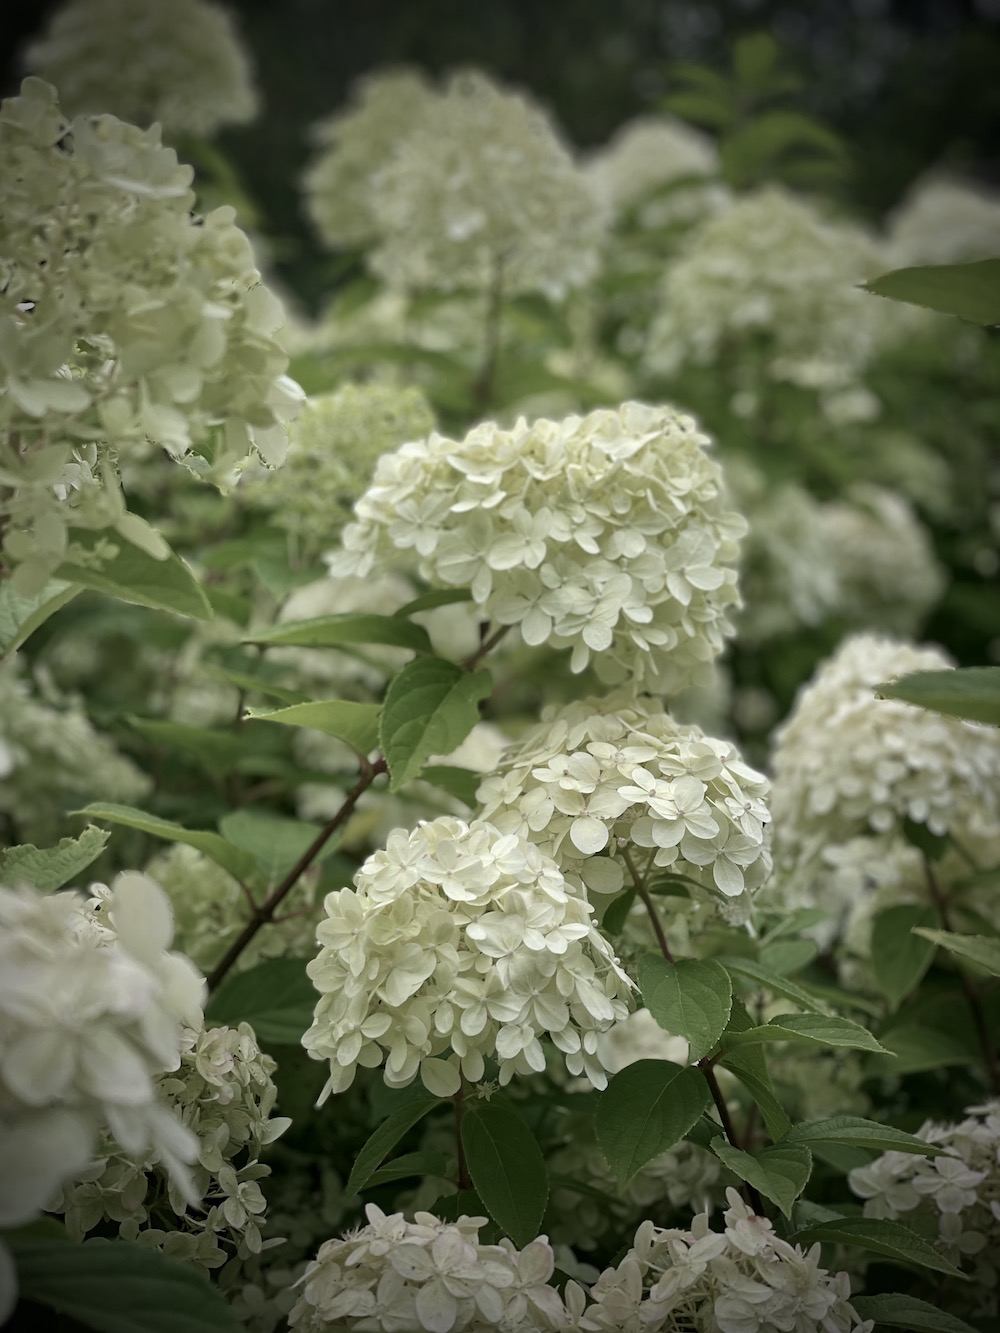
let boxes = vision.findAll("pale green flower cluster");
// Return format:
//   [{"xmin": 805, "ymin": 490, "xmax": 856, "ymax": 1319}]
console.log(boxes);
[
  {"xmin": 849, "ymin": 1100, "xmax": 1000, "ymax": 1316},
  {"xmin": 332, "ymin": 402, "xmax": 745, "ymax": 693},
  {"xmin": 240, "ymin": 382, "xmax": 435, "ymax": 552},
  {"xmin": 886, "ymin": 174, "xmax": 1000, "ymax": 266},
  {"xmin": 0, "ymin": 656, "xmax": 150, "ymax": 844},
  {"xmin": 0, "ymin": 78, "xmax": 301, "ymax": 594},
  {"xmin": 54, "ymin": 1020, "xmax": 290, "ymax": 1269},
  {"xmin": 0, "ymin": 872, "xmax": 204, "ymax": 1228},
  {"xmin": 24, "ymin": 0, "xmax": 258, "ymax": 137},
  {"xmin": 645, "ymin": 186, "xmax": 896, "ymax": 389}
]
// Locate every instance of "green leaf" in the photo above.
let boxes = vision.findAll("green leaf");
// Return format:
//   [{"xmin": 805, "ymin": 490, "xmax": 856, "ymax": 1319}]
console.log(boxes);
[
  {"xmin": 205, "ymin": 957, "xmax": 316, "ymax": 1046},
  {"xmin": 851, "ymin": 1294, "xmax": 979, "ymax": 1333},
  {"xmin": 0, "ymin": 577, "xmax": 80, "ymax": 656},
  {"xmin": 758, "ymin": 938, "xmax": 818, "ymax": 975},
  {"xmin": 74, "ymin": 802, "xmax": 256, "ymax": 882},
  {"xmin": 710, "ymin": 1142, "xmax": 812, "ymax": 1219},
  {"xmin": 393, "ymin": 589, "xmax": 475, "ymax": 617},
  {"xmin": 913, "ymin": 928, "xmax": 1000, "ymax": 977},
  {"xmin": 791, "ymin": 1216, "xmax": 965, "ymax": 1278},
  {"xmin": 418, "ymin": 764, "xmax": 480, "ymax": 808},
  {"xmin": 363, "ymin": 1150, "xmax": 451, "ymax": 1188},
  {"xmin": 8, "ymin": 1233, "xmax": 240, "ymax": 1332},
  {"xmin": 461, "ymin": 1100, "xmax": 548, "ymax": 1247},
  {"xmin": 599, "ymin": 889, "xmax": 637, "ymax": 936},
  {"xmin": 718, "ymin": 1001, "xmax": 791, "ymax": 1140},
  {"xmin": 595, "ymin": 1060, "xmax": 712, "ymax": 1187},
  {"xmin": 662, "ymin": 91, "xmax": 733, "ymax": 130},
  {"xmin": 872, "ymin": 1025, "xmax": 978, "ymax": 1074},
  {"xmin": 784, "ymin": 1116, "xmax": 943, "ymax": 1157},
  {"xmin": 864, "ymin": 259, "xmax": 1000, "ymax": 327},
  {"xmin": 723, "ymin": 1012, "xmax": 891, "ymax": 1055},
  {"xmin": 203, "ymin": 666, "xmax": 309, "ymax": 707},
  {"xmin": 244, "ymin": 612, "xmax": 432, "ymax": 654},
  {"xmin": 719, "ymin": 955, "xmax": 831, "ymax": 1014},
  {"xmin": 217, "ymin": 809, "xmax": 339, "ymax": 885},
  {"xmin": 245, "ymin": 700, "xmax": 382, "ymax": 758},
  {"xmin": 127, "ymin": 717, "xmax": 245, "ymax": 781},
  {"xmin": 0, "ymin": 825, "xmax": 109, "ymax": 891},
  {"xmin": 380, "ymin": 658, "xmax": 492, "ymax": 792},
  {"xmin": 637, "ymin": 954, "xmax": 732, "ymax": 1061},
  {"xmin": 57, "ymin": 533, "xmax": 211, "ymax": 621},
  {"xmin": 346, "ymin": 1096, "xmax": 442, "ymax": 1195},
  {"xmin": 871, "ymin": 905, "xmax": 938, "ymax": 1007}
]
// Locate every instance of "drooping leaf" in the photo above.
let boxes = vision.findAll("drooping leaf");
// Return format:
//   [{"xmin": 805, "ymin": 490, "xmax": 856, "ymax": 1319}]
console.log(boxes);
[
  {"xmin": 717, "ymin": 1000, "xmax": 791, "ymax": 1140},
  {"xmin": 710, "ymin": 1142, "xmax": 812, "ymax": 1219},
  {"xmin": 595, "ymin": 1061, "xmax": 712, "ymax": 1187},
  {"xmin": 205, "ymin": 958, "xmax": 316, "ymax": 1047},
  {"xmin": 0, "ymin": 577, "xmax": 80, "ymax": 656},
  {"xmin": 913, "ymin": 928, "xmax": 1000, "ymax": 978},
  {"xmin": 637, "ymin": 954, "xmax": 732, "ymax": 1061},
  {"xmin": 872, "ymin": 1025, "xmax": 978, "ymax": 1074},
  {"xmin": 244, "ymin": 612, "xmax": 432, "ymax": 655},
  {"xmin": 719, "ymin": 955, "xmax": 831, "ymax": 1014},
  {"xmin": 851, "ymin": 1294, "xmax": 979, "ymax": 1332},
  {"xmin": 461, "ymin": 1099, "xmax": 548, "ymax": 1247},
  {"xmin": 0, "ymin": 825, "xmax": 109, "ymax": 891},
  {"xmin": 393, "ymin": 589, "xmax": 475, "ymax": 617},
  {"xmin": 217, "ymin": 809, "xmax": 340, "ymax": 885},
  {"xmin": 346, "ymin": 1096, "xmax": 442, "ymax": 1196},
  {"xmin": 380, "ymin": 658, "xmax": 492, "ymax": 792},
  {"xmin": 363, "ymin": 1151, "xmax": 451, "ymax": 1188},
  {"xmin": 127, "ymin": 717, "xmax": 246, "ymax": 781},
  {"xmin": 722, "ymin": 1013, "xmax": 890, "ymax": 1055},
  {"xmin": 864, "ymin": 259, "xmax": 1000, "ymax": 327},
  {"xmin": 791, "ymin": 1216, "xmax": 965, "ymax": 1278},
  {"xmin": 871, "ymin": 905, "xmax": 938, "ymax": 1007},
  {"xmin": 245, "ymin": 700, "xmax": 382, "ymax": 758},
  {"xmin": 784, "ymin": 1116, "xmax": 943, "ymax": 1157},
  {"xmin": 57, "ymin": 532, "xmax": 211, "ymax": 621},
  {"xmin": 74, "ymin": 803, "xmax": 256, "ymax": 882}
]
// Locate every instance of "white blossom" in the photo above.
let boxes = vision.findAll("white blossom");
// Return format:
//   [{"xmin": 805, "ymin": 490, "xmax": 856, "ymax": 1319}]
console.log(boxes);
[{"xmin": 886, "ymin": 174, "xmax": 1000, "ymax": 266}]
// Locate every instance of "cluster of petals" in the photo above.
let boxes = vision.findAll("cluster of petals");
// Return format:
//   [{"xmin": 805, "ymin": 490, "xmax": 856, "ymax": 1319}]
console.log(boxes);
[
  {"xmin": 477, "ymin": 692, "xmax": 771, "ymax": 915},
  {"xmin": 0, "ymin": 872, "xmax": 205, "ymax": 1227},
  {"xmin": 302, "ymin": 816, "xmax": 633, "ymax": 1098},
  {"xmin": 289, "ymin": 1204, "xmax": 569, "ymax": 1332},
  {"xmin": 331, "ymin": 401, "xmax": 745, "ymax": 693},
  {"xmin": 849, "ymin": 1101, "xmax": 1000, "ymax": 1315},
  {"xmin": 886, "ymin": 173, "xmax": 1000, "ymax": 266}
]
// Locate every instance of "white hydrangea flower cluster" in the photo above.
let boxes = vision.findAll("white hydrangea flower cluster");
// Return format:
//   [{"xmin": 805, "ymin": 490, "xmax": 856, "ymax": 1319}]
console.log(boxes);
[
  {"xmin": 332, "ymin": 402, "xmax": 745, "ymax": 693},
  {"xmin": 0, "ymin": 655, "xmax": 150, "ymax": 845},
  {"xmin": 575, "ymin": 1189, "xmax": 873, "ymax": 1332},
  {"xmin": 645, "ymin": 186, "xmax": 896, "ymax": 389},
  {"xmin": 0, "ymin": 872, "xmax": 204, "ymax": 1227},
  {"xmin": 849, "ymin": 1100, "xmax": 1000, "ymax": 1315},
  {"xmin": 240, "ymin": 382, "xmax": 436, "ymax": 552},
  {"xmin": 0, "ymin": 78, "xmax": 301, "ymax": 594},
  {"xmin": 770, "ymin": 634, "xmax": 1000, "ymax": 887},
  {"xmin": 368, "ymin": 69, "xmax": 606, "ymax": 300},
  {"xmin": 289, "ymin": 1204, "xmax": 569, "ymax": 1332},
  {"xmin": 24, "ymin": 0, "xmax": 258, "ymax": 137},
  {"xmin": 477, "ymin": 692, "xmax": 771, "ymax": 919},
  {"xmin": 53, "ymin": 1020, "xmax": 290, "ymax": 1269},
  {"xmin": 886, "ymin": 174, "xmax": 1000, "ymax": 266},
  {"xmin": 303, "ymin": 816, "xmax": 633, "ymax": 1098}
]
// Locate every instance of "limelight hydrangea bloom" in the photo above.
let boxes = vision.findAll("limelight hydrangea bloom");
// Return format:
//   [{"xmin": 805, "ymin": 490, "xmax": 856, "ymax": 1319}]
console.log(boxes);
[
  {"xmin": 303, "ymin": 816, "xmax": 633, "ymax": 1098},
  {"xmin": 303, "ymin": 67, "xmax": 437, "ymax": 250},
  {"xmin": 25, "ymin": 0, "xmax": 257, "ymax": 137},
  {"xmin": 53, "ymin": 1020, "xmax": 290, "ymax": 1269},
  {"xmin": 0, "ymin": 872, "xmax": 204, "ymax": 1227},
  {"xmin": 574, "ymin": 1189, "xmax": 873, "ymax": 1332},
  {"xmin": 289, "ymin": 1205, "xmax": 569, "ymax": 1332},
  {"xmin": 0, "ymin": 79, "xmax": 302, "ymax": 594},
  {"xmin": 886, "ymin": 175, "xmax": 1000, "ymax": 266},
  {"xmin": 645, "ymin": 186, "xmax": 896, "ymax": 389},
  {"xmin": 368, "ymin": 69, "xmax": 606, "ymax": 300},
  {"xmin": 331, "ymin": 402, "xmax": 745, "ymax": 692},
  {"xmin": 849, "ymin": 1101, "xmax": 1000, "ymax": 1316},
  {"xmin": 477, "ymin": 692, "xmax": 771, "ymax": 920}
]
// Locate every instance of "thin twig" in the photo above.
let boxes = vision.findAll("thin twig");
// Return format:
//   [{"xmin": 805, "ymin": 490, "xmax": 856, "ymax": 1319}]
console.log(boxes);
[{"xmin": 460, "ymin": 623, "xmax": 511, "ymax": 672}]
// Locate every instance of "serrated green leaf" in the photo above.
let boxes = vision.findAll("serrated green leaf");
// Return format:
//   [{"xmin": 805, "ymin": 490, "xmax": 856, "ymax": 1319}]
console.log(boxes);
[
  {"xmin": 461, "ymin": 1100, "xmax": 548, "ymax": 1247},
  {"xmin": 0, "ymin": 577, "xmax": 80, "ymax": 656},
  {"xmin": 217, "ymin": 809, "xmax": 339, "ymax": 886},
  {"xmin": 380, "ymin": 658, "xmax": 492, "ymax": 792},
  {"xmin": 418, "ymin": 764, "xmax": 480, "ymax": 808},
  {"xmin": 74, "ymin": 802, "xmax": 256, "ymax": 882},
  {"xmin": 865, "ymin": 260, "xmax": 1000, "ymax": 327},
  {"xmin": 757, "ymin": 938, "xmax": 818, "ymax": 975},
  {"xmin": 56, "ymin": 532, "xmax": 211, "ymax": 621},
  {"xmin": 872, "ymin": 1024, "xmax": 978, "ymax": 1074},
  {"xmin": 346, "ymin": 1096, "xmax": 442, "ymax": 1196},
  {"xmin": 0, "ymin": 825, "xmax": 109, "ymax": 891},
  {"xmin": 595, "ymin": 1061, "xmax": 712, "ymax": 1187},
  {"xmin": 784, "ymin": 1116, "xmax": 943, "ymax": 1157},
  {"xmin": 127, "ymin": 716, "xmax": 245, "ymax": 781},
  {"xmin": 871, "ymin": 905, "xmax": 938, "ymax": 1007},
  {"xmin": 363, "ymin": 1151, "xmax": 451, "ymax": 1188},
  {"xmin": 851, "ymin": 1293, "xmax": 979, "ymax": 1332},
  {"xmin": 718, "ymin": 1000, "xmax": 791, "ymax": 1141},
  {"xmin": 244, "ymin": 612, "xmax": 432, "ymax": 654},
  {"xmin": 205, "ymin": 957, "xmax": 316, "ymax": 1047},
  {"xmin": 791, "ymin": 1216, "xmax": 965, "ymax": 1278},
  {"xmin": 723, "ymin": 1013, "xmax": 890, "ymax": 1055},
  {"xmin": 719, "ymin": 955, "xmax": 831, "ymax": 1014},
  {"xmin": 913, "ymin": 928, "xmax": 1000, "ymax": 977},
  {"xmin": 711, "ymin": 1142, "xmax": 812, "ymax": 1219},
  {"xmin": 637, "ymin": 955, "xmax": 732, "ymax": 1061},
  {"xmin": 8, "ymin": 1234, "xmax": 240, "ymax": 1332},
  {"xmin": 245, "ymin": 700, "xmax": 381, "ymax": 757}
]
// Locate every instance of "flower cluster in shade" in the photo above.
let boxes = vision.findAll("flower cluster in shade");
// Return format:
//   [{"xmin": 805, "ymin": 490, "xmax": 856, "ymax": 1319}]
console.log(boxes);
[
  {"xmin": 0, "ymin": 872, "xmax": 204, "ymax": 1228},
  {"xmin": 572, "ymin": 1189, "xmax": 873, "ymax": 1332},
  {"xmin": 477, "ymin": 691, "xmax": 772, "ymax": 921},
  {"xmin": 24, "ymin": 0, "xmax": 258, "ymax": 138},
  {"xmin": 331, "ymin": 402, "xmax": 745, "ymax": 693},
  {"xmin": 886, "ymin": 174, "xmax": 1000, "ymax": 266},
  {"xmin": 849, "ymin": 1100, "xmax": 1000, "ymax": 1316},
  {"xmin": 52, "ymin": 1019, "xmax": 290, "ymax": 1269},
  {"xmin": 288, "ymin": 1204, "xmax": 570, "ymax": 1332},
  {"xmin": 0, "ymin": 655, "xmax": 150, "ymax": 845},
  {"xmin": 645, "ymin": 186, "xmax": 899, "ymax": 390},
  {"xmin": 302, "ymin": 816, "xmax": 634, "ymax": 1099},
  {"xmin": 0, "ymin": 78, "xmax": 302, "ymax": 594},
  {"xmin": 240, "ymin": 382, "xmax": 435, "ymax": 554}
]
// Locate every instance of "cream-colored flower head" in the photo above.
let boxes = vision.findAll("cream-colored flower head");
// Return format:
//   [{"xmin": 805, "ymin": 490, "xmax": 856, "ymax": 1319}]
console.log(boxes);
[
  {"xmin": 886, "ymin": 174, "xmax": 1000, "ymax": 266},
  {"xmin": 330, "ymin": 401, "xmax": 745, "ymax": 693},
  {"xmin": 477, "ymin": 692, "xmax": 771, "ymax": 921},
  {"xmin": 645, "ymin": 185, "xmax": 896, "ymax": 389},
  {"xmin": 303, "ymin": 67, "xmax": 437, "ymax": 250},
  {"xmin": 24, "ymin": 0, "xmax": 257, "ymax": 137},
  {"xmin": 303, "ymin": 816, "xmax": 633, "ymax": 1098},
  {"xmin": 0, "ymin": 872, "xmax": 204, "ymax": 1227},
  {"xmin": 368, "ymin": 69, "xmax": 606, "ymax": 299},
  {"xmin": 0, "ymin": 79, "xmax": 302, "ymax": 595}
]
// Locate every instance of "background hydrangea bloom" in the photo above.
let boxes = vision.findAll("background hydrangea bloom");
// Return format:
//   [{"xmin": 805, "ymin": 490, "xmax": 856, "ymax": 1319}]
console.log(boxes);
[
  {"xmin": 885, "ymin": 174, "xmax": 1000, "ymax": 265},
  {"xmin": 331, "ymin": 401, "xmax": 745, "ymax": 693}
]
